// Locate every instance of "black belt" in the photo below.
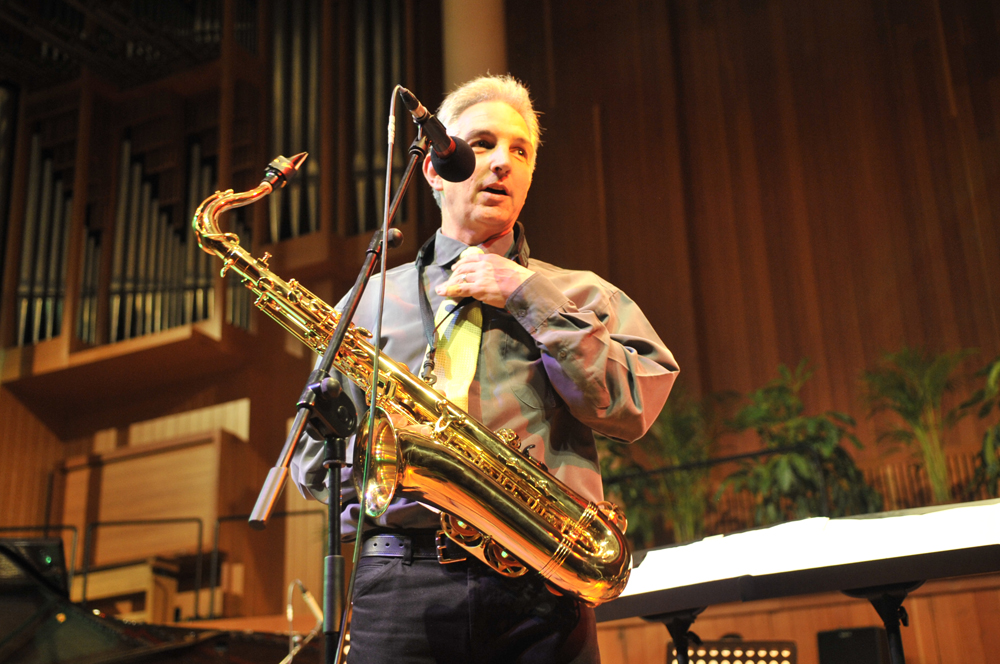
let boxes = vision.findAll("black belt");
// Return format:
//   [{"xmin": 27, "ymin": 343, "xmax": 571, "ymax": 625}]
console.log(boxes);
[{"xmin": 360, "ymin": 531, "xmax": 468, "ymax": 564}]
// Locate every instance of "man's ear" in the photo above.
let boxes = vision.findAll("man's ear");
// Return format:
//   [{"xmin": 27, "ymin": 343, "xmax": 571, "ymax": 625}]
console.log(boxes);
[{"xmin": 422, "ymin": 153, "xmax": 444, "ymax": 192}]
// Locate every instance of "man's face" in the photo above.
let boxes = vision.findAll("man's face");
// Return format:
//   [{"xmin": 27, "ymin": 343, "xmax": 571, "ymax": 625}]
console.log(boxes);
[{"xmin": 424, "ymin": 100, "xmax": 535, "ymax": 244}]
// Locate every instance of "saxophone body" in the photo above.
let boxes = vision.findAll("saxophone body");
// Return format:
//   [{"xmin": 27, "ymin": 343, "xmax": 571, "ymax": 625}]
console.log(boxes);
[{"xmin": 193, "ymin": 156, "xmax": 631, "ymax": 605}]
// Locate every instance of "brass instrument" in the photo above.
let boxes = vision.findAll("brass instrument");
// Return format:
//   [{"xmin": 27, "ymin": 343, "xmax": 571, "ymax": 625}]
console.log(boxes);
[{"xmin": 193, "ymin": 155, "xmax": 632, "ymax": 605}]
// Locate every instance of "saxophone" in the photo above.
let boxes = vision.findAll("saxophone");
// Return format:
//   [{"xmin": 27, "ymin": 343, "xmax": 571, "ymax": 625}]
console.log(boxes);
[{"xmin": 194, "ymin": 155, "xmax": 631, "ymax": 605}]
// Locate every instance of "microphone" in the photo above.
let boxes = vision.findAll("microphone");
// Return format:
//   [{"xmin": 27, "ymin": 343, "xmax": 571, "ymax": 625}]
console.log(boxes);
[
  {"xmin": 399, "ymin": 87, "xmax": 475, "ymax": 182},
  {"xmin": 296, "ymin": 580, "xmax": 324, "ymax": 623}
]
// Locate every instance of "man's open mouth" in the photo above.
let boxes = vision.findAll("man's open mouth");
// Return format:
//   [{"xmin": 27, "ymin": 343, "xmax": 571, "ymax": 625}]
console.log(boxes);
[{"xmin": 482, "ymin": 185, "xmax": 508, "ymax": 196}]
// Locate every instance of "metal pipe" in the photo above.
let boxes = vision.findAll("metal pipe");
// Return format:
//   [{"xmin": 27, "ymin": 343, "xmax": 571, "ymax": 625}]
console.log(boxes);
[
  {"xmin": 16, "ymin": 135, "xmax": 41, "ymax": 346},
  {"xmin": 42, "ymin": 178, "xmax": 65, "ymax": 340},
  {"xmin": 184, "ymin": 142, "xmax": 201, "ymax": 324},
  {"xmin": 109, "ymin": 140, "xmax": 132, "ymax": 341},
  {"xmin": 30, "ymin": 157, "xmax": 54, "ymax": 344},
  {"xmin": 55, "ymin": 194, "xmax": 73, "ymax": 336},
  {"xmin": 122, "ymin": 162, "xmax": 144, "ymax": 339}
]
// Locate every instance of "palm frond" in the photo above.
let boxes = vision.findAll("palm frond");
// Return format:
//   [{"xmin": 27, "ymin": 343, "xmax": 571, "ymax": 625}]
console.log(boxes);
[{"xmin": 861, "ymin": 346, "xmax": 976, "ymax": 503}]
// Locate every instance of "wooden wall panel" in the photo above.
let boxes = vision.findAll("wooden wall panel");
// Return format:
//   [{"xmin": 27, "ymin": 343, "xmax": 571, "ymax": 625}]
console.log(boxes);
[
  {"xmin": 283, "ymin": 468, "xmax": 327, "ymax": 620},
  {"xmin": 95, "ymin": 441, "xmax": 219, "ymax": 565},
  {"xmin": 669, "ymin": 0, "xmax": 999, "ymax": 455},
  {"xmin": 507, "ymin": 0, "xmax": 704, "ymax": 392},
  {"xmin": 58, "ymin": 436, "xmax": 227, "ymax": 569},
  {"xmin": 0, "ymin": 386, "xmax": 67, "ymax": 527},
  {"xmin": 597, "ymin": 574, "xmax": 1000, "ymax": 664},
  {"xmin": 55, "ymin": 429, "xmax": 280, "ymax": 616},
  {"xmin": 128, "ymin": 397, "xmax": 250, "ymax": 446},
  {"xmin": 60, "ymin": 463, "xmax": 90, "ymax": 567},
  {"xmin": 508, "ymin": 0, "xmax": 1000, "ymax": 458}
]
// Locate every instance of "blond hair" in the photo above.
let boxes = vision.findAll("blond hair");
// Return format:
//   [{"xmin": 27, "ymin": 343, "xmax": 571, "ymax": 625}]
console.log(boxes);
[{"xmin": 438, "ymin": 74, "xmax": 542, "ymax": 156}]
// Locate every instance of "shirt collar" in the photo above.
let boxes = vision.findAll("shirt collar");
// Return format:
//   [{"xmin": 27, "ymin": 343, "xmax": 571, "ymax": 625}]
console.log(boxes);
[{"xmin": 430, "ymin": 222, "xmax": 530, "ymax": 268}]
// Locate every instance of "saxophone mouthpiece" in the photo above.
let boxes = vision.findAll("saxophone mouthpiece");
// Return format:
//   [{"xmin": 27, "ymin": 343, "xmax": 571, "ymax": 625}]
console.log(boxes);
[
  {"xmin": 263, "ymin": 152, "xmax": 309, "ymax": 189},
  {"xmin": 288, "ymin": 151, "xmax": 308, "ymax": 171}
]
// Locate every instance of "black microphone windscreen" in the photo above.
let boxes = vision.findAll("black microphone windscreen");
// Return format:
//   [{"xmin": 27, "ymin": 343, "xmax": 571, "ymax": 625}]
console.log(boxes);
[{"xmin": 431, "ymin": 137, "xmax": 476, "ymax": 182}]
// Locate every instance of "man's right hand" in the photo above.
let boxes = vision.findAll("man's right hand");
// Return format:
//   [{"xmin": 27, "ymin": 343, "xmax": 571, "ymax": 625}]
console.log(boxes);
[{"xmin": 437, "ymin": 252, "xmax": 535, "ymax": 308}]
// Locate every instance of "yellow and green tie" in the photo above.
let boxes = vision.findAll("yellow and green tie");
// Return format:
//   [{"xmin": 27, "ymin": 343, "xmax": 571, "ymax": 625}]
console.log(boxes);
[{"xmin": 433, "ymin": 247, "xmax": 484, "ymax": 411}]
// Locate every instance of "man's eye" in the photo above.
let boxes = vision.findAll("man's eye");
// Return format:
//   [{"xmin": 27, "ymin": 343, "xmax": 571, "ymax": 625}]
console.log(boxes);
[{"xmin": 472, "ymin": 139, "xmax": 493, "ymax": 149}]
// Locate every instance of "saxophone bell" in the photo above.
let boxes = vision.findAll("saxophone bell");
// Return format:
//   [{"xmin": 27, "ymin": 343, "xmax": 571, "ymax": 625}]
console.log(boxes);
[{"xmin": 355, "ymin": 408, "xmax": 401, "ymax": 518}]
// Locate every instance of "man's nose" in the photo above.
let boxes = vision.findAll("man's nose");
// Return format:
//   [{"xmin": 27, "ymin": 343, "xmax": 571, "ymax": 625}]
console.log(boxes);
[{"xmin": 490, "ymin": 146, "xmax": 512, "ymax": 176}]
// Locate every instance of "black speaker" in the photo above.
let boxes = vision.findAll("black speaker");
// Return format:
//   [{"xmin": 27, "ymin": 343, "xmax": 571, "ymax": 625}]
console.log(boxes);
[
  {"xmin": 818, "ymin": 627, "xmax": 890, "ymax": 664},
  {"xmin": 0, "ymin": 538, "xmax": 69, "ymax": 596}
]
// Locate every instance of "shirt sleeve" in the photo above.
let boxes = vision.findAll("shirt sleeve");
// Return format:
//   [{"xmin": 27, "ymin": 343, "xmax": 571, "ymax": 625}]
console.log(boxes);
[{"xmin": 505, "ymin": 270, "xmax": 679, "ymax": 442}]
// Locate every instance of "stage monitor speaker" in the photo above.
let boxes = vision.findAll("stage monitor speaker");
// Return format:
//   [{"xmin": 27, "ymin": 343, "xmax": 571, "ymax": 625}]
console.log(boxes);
[
  {"xmin": 0, "ymin": 538, "xmax": 137, "ymax": 662},
  {"xmin": 0, "ymin": 538, "xmax": 69, "ymax": 596},
  {"xmin": 818, "ymin": 626, "xmax": 890, "ymax": 664}
]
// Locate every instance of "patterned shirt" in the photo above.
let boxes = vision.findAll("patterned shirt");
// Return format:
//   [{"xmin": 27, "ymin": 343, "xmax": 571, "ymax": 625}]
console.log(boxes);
[{"xmin": 290, "ymin": 224, "xmax": 679, "ymax": 537}]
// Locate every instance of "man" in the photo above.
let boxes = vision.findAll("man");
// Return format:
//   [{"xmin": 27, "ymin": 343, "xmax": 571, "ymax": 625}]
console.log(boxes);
[{"xmin": 291, "ymin": 74, "xmax": 678, "ymax": 663}]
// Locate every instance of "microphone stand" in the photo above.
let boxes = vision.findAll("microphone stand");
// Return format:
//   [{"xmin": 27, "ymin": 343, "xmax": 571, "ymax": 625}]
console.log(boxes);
[{"xmin": 249, "ymin": 130, "xmax": 430, "ymax": 664}]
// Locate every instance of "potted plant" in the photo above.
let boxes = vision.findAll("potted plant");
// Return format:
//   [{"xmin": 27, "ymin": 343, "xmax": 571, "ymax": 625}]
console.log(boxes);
[
  {"xmin": 961, "ymin": 356, "xmax": 1000, "ymax": 499},
  {"xmin": 600, "ymin": 384, "xmax": 727, "ymax": 547},
  {"xmin": 861, "ymin": 347, "xmax": 975, "ymax": 504},
  {"xmin": 720, "ymin": 361, "xmax": 881, "ymax": 526},
  {"xmin": 599, "ymin": 437, "xmax": 663, "ymax": 549}
]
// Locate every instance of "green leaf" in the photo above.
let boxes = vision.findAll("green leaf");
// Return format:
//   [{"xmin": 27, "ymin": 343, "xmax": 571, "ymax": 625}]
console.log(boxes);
[
  {"xmin": 776, "ymin": 458, "xmax": 794, "ymax": 492},
  {"xmin": 720, "ymin": 361, "xmax": 881, "ymax": 525},
  {"xmin": 791, "ymin": 454, "xmax": 814, "ymax": 479}
]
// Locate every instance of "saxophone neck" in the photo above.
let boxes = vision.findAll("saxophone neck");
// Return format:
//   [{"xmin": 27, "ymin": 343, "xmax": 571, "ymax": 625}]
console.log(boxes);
[
  {"xmin": 192, "ymin": 152, "xmax": 309, "ymax": 256},
  {"xmin": 192, "ymin": 184, "xmax": 270, "ymax": 257}
]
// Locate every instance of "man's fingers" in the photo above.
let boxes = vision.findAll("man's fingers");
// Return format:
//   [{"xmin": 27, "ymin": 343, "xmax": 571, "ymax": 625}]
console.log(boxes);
[
  {"xmin": 436, "ymin": 278, "xmax": 469, "ymax": 297},
  {"xmin": 453, "ymin": 253, "xmax": 486, "ymax": 269}
]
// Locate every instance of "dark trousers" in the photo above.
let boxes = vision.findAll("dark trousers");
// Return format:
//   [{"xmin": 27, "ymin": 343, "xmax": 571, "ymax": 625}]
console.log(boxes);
[{"xmin": 347, "ymin": 555, "xmax": 600, "ymax": 664}]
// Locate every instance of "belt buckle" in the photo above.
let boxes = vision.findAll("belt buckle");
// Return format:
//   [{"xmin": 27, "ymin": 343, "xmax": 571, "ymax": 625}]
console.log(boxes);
[{"xmin": 435, "ymin": 530, "xmax": 467, "ymax": 564}]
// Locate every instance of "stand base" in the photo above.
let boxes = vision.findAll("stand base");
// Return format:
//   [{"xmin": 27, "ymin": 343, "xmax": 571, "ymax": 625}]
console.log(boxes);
[
  {"xmin": 644, "ymin": 607, "xmax": 705, "ymax": 664},
  {"xmin": 844, "ymin": 580, "xmax": 923, "ymax": 664}
]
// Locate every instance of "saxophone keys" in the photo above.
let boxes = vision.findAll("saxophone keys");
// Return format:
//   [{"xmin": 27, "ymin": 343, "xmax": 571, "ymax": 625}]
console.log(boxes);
[
  {"xmin": 597, "ymin": 501, "xmax": 628, "ymax": 534},
  {"xmin": 483, "ymin": 540, "xmax": 528, "ymax": 577},
  {"xmin": 441, "ymin": 515, "xmax": 482, "ymax": 545},
  {"xmin": 433, "ymin": 401, "xmax": 465, "ymax": 436},
  {"xmin": 496, "ymin": 428, "xmax": 520, "ymax": 449},
  {"xmin": 433, "ymin": 414, "xmax": 450, "ymax": 436},
  {"xmin": 528, "ymin": 457, "xmax": 549, "ymax": 472},
  {"xmin": 286, "ymin": 279, "xmax": 300, "ymax": 303},
  {"xmin": 434, "ymin": 531, "xmax": 467, "ymax": 564}
]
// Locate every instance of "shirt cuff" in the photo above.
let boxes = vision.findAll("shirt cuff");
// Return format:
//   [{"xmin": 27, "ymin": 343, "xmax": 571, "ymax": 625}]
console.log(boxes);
[{"xmin": 506, "ymin": 272, "xmax": 571, "ymax": 334}]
